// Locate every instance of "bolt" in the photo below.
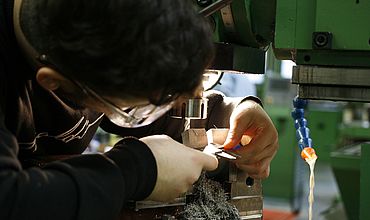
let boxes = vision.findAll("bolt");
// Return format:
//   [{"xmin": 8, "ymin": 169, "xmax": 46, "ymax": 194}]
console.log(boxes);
[{"xmin": 314, "ymin": 33, "xmax": 328, "ymax": 47}]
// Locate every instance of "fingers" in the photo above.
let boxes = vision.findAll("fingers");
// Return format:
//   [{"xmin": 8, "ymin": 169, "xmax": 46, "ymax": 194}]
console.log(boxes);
[
  {"xmin": 236, "ymin": 138, "xmax": 278, "ymax": 164},
  {"xmin": 199, "ymin": 151, "xmax": 219, "ymax": 171},
  {"xmin": 143, "ymin": 135, "xmax": 219, "ymax": 202},
  {"xmin": 223, "ymin": 126, "xmax": 244, "ymax": 150},
  {"xmin": 223, "ymin": 112, "xmax": 264, "ymax": 150},
  {"xmin": 221, "ymin": 100, "xmax": 278, "ymax": 180},
  {"xmin": 236, "ymin": 158, "xmax": 272, "ymax": 179}
]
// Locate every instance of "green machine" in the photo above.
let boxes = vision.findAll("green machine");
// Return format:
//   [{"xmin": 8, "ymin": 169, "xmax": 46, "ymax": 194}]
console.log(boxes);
[
  {"xmin": 273, "ymin": 1, "xmax": 370, "ymax": 218},
  {"xmin": 194, "ymin": 0, "xmax": 370, "ymax": 218},
  {"xmin": 272, "ymin": 2, "xmax": 370, "ymax": 217},
  {"xmin": 331, "ymin": 143, "xmax": 370, "ymax": 220},
  {"xmin": 274, "ymin": 0, "xmax": 370, "ymax": 102},
  {"xmin": 306, "ymin": 102, "xmax": 343, "ymax": 162},
  {"xmin": 262, "ymin": 76, "xmax": 306, "ymax": 212}
]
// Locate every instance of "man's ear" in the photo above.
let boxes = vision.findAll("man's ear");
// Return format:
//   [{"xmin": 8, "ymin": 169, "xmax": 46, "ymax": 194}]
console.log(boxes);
[{"xmin": 36, "ymin": 67, "xmax": 65, "ymax": 91}]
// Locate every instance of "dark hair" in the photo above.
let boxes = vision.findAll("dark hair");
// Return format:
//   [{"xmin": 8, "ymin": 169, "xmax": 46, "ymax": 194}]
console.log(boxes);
[{"xmin": 20, "ymin": 0, "xmax": 214, "ymax": 105}]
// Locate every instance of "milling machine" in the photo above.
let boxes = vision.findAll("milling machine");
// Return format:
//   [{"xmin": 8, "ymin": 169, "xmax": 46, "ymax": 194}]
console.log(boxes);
[
  {"xmin": 121, "ymin": 0, "xmax": 370, "ymax": 219},
  {"xmin": 202, "ymin": 0, "xmax": 370, "ymax": 219},
  {"xmin": 120, "ymin": 71, "xmax": 263, "ymax": 220}
]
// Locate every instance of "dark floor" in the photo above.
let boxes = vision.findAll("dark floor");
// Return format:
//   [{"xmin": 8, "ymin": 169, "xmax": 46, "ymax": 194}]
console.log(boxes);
[{"xmin": 264, "ymin": 162, "xmax": 348, "ymax": 220}]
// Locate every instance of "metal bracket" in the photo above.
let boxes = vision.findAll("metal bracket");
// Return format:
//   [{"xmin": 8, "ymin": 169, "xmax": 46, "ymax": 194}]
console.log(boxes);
[{"xmin": 292, "ymin": 65, "xmax": 370, "ymax": 102}]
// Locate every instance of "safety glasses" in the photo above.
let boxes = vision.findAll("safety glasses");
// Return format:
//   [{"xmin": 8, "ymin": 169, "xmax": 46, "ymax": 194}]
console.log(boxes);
[
  {"xmin": 72, "ymin": 79, "xmax": 175, "ymax": 128},
  {"xmin": 37, "ymin": 54, "xmax": 175, "ymax": 128}
]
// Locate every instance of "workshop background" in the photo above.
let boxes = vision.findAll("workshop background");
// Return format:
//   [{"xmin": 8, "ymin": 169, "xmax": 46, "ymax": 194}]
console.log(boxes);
[{"xmin": 87, "ymin": 0, "xmax": 370, "ymax": 219}]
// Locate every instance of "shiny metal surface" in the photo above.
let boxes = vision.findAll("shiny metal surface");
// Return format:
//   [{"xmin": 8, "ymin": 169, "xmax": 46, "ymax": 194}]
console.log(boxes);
[
  {"xmin": 292, "ymin": 65, "xmax": 370, "ymax": 102},
  {"xmin": 170, "ymin": 98, "xmax": 208, "ymax": 119}
]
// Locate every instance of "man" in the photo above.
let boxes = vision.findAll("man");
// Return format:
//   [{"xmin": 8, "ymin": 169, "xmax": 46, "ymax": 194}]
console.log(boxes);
[{"xmin": 0, "ymin": 0, "xmax": 278, "ymax": 219}]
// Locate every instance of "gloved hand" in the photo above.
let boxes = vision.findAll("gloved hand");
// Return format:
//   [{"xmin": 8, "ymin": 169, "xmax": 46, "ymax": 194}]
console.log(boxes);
[
  {"xmin": 141, "ymin": 135, "xmax": 218, "ymax": 202},
  {"xmin": 223, "ymin": 100, "xmax": 279, "ymax": 179}
]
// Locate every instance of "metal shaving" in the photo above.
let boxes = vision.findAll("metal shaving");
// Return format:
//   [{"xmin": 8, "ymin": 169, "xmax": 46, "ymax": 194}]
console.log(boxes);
[{"xmin": 178, "ymin": 173, "xmax": 240, "ymax": 220}]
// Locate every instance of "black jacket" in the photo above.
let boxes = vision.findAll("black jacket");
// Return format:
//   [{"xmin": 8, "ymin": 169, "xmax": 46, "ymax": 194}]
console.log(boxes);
[
  {"xmin": 0, "ymin": 1, "xmax": 248, "ymax": 219},
  {"xmin": 0, "ymin": 1, "xmax": 157, "ymax": 219}
]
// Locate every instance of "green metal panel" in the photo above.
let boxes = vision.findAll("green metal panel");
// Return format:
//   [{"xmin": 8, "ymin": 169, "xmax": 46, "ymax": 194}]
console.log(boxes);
[
  {"xmin": 275, "ymin": 0, "xmax": 317, "ymax": 49},
  {"xmin": 230, "ymin": 0, "xmax": 257, "ymax": 47},
  {"xmin": 315, "ymin": 0, "xmax": 370, "ymax": 50},
  {"xmin": 295, "ymin": 0, "xmax": 316, "ymax": 50},
  {"xmin": 331, "ymin": 150, "xmax": 360, "ymax": 170},
  {"xmin": 295, "ymin": 50, "xmax": 370, "ymax": 67},
  {"xmin": 275, "ymin": 0, "xmax": 370, "ymax": 50},
  {"xmin": 331, "ymin": 143, "xmax": 370, "ymax": 220},
  {"xmin": 360, "ymin": 144, "xmax": 370, "ymax": 220},
  {"xmin": 331, "ymin": 145, "xmax": 361, "ymax": 220},
  {"xmin": 306, "ymin": 110, "xmax": 342, "ymax": 162},
  {"xmin": 274, "ymin": 0, "xmax": 370, "ymax": 66},
  {"xmin": 340, "ymin": 126, "xmax": 370, "ymax": 140},
  {"xmin": 275, "ymin": 0, "xmax": 297, "ymax": 49},
  {"xmin": 263, "ymin": 106, "xmax": 298, "ymax": 200},
  {"xmin": 233, "ymin": 45, "xmax": 266, "ymax": 73}
]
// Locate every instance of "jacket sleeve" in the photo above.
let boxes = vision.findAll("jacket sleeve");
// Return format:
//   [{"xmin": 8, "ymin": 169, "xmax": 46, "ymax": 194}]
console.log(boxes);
[
  {"xmin": 0, "ymin": 52, "xmax": 156, "ymax": 220},
  {"xmin": 0, "ymin": 111, "xmax": 157, "ymax": 220}
]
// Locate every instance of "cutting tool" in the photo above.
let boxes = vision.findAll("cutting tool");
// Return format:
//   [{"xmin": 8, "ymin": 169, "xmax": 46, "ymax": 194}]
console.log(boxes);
[
  {"xmin": 203, "ymin": 143, "xmax": 241, "ymax": 160},
  {"xmin": 203, "ymin": 143, "xmax": 255, "ymax": 187}
]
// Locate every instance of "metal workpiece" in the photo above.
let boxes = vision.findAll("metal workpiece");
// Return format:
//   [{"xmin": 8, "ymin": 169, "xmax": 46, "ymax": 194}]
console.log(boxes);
[
  {"xmin": 169, "ymin": 98, "xmax": 208, "ymax": 119},
  {"xmin": 297, "ymin": 85, "xmax": 370, "ymax": 103},
  {"xmin": 182, "ymin": 128, "xmax": 263, "ymax": 219},
  {"xmin": 181, "ymin": 128, "xmax": 208, "ymax": 149},
  {"xmin": 230, "ymin": 195, "xmax": 263, "ymax": 220},
  {"xmin": 205, "ymin": 128, "xmax": 263, "ymax": 219},
  {"xmin": 121, "ymin": 128, "xmax": 263, "ymax": 219},
  {"xmin": 206, "ymin": 128, "xmax": 229, "ymax": 145},
  {"xmin": 229, "ymin": 170, "xmax": 263, "ymax": 219},
  {"xmin": 292, "ymin": 65, "xmax": 370, "ymax": 102},
  {"xmin": 129, "ymin": 198, "xmax": 187, "ymax": 211},
  {"xmin": 292, "ymin": 66, "xmax": 370, "ymax": 86}
]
